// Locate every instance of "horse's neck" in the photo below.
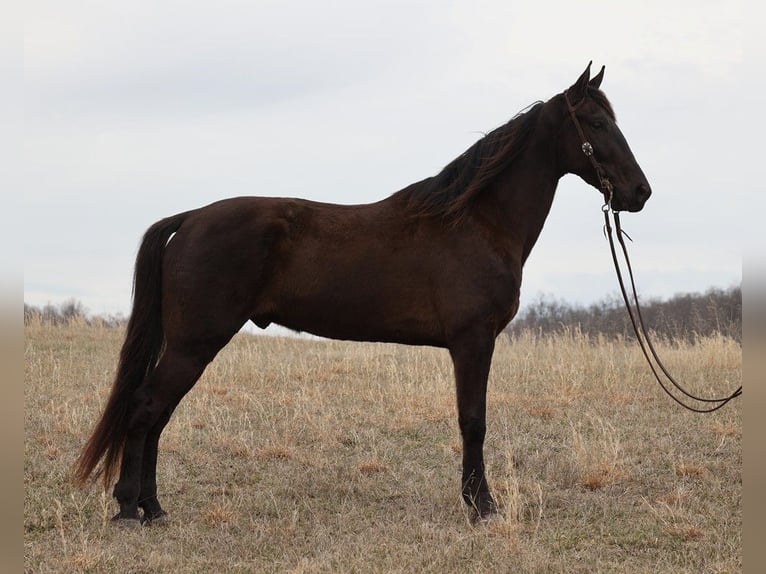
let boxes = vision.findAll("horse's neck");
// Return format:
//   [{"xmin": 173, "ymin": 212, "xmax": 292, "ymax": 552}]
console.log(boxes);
[{"xmin": 478, "ymin": 144, "xmax": 561, "ymax": 265}]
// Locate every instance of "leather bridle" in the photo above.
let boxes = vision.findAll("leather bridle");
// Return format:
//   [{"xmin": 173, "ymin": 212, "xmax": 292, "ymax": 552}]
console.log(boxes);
[
  {"xmin": 564, "ymin": 89, "xmax": 742, "ymax": 413},
  {"xmin": 564, "ymin": 90, "xmax": 614, "ymax": 208}
]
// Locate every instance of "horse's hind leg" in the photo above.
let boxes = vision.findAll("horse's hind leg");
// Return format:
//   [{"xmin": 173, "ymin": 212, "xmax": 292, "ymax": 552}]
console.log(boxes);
[
  {"xmin": 136, "ymin": 404, "xmax": 176, "ymax": 523},
  {"xmin": 112, "ymin": 342, "xmax": 225, "ymax": 522}
]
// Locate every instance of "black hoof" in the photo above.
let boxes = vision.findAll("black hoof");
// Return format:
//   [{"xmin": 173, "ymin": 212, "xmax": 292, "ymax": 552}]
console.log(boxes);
[
  {"xmin": 141, "ymin": 509, "xmax": 169, "ymax": 526},
  {"xmin": 464, "ymin": 493, "xmax": 499, "ymax": 523},
  {"xmin": 473, "ymin": 505, "xmax": 502, "ymax": 525}
]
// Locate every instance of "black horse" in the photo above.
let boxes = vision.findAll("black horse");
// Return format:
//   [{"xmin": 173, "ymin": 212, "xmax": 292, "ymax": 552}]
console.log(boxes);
[{"xmin": 75, "ymin": 63, "xmax": 651, "ymax": 523}]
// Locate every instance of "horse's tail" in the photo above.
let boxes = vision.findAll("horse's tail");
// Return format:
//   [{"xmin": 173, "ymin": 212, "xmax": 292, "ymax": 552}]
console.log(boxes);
[{"xmin": 73, "ymin": 210, "xmax": 191, "ymax": 489}]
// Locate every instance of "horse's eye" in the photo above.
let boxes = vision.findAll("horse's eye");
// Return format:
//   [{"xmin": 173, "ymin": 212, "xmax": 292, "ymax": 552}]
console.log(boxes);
[{"xmin": 592, "ymin": 120, "xmax": 604, "ymax": 130}]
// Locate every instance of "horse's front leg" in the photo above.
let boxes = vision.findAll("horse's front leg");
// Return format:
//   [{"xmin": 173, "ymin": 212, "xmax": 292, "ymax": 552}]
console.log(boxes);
[{"xmin": 449, "ymin": 333, "xmax": 497, "ymax": 520}]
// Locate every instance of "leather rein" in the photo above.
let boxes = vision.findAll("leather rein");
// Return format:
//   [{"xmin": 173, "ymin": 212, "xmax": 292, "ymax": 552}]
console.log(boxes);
[{"xmin": 564, "ymin": 90, "xmax": 742, "ymax": 413}]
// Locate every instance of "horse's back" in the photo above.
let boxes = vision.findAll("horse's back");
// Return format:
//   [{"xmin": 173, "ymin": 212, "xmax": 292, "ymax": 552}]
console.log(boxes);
[
  {"xmin": 158, "ymin": 195, "xmax": 519, "ymax": 346},
  {"xmin": 156, "ymin": 196, "xmax": 442, "ymax": 342}
]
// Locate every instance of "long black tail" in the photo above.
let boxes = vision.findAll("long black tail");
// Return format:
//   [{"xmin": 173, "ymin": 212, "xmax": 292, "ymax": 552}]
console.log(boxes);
[{"xmin": 74, "ymin": 211, "xmax": 191, "ymax": 488}]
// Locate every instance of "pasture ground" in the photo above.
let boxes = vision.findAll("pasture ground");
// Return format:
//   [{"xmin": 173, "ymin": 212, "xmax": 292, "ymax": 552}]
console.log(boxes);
[{"xmin": 24, "ymin": 322, "xmax": 741, "ymax": 573}]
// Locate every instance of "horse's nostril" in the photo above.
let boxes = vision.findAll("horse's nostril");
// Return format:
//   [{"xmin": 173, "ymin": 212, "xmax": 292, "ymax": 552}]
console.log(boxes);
[{"xmin": 638, "ymin": 183, "xmax": 652, "ymax": 201}]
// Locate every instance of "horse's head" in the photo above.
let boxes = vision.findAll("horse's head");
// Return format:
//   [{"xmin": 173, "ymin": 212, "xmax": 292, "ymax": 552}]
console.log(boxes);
[{"xmin": 556, "ymin": 63, "xmax": 651, "ymax": 212}]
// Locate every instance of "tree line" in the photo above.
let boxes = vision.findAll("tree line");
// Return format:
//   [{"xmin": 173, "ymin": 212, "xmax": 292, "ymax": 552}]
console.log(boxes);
[
  {"xmin": 25, "ymin": 285, "xmax": 741, "ymax": 343},
  {"xmin": 505, "ymin": 285, "xmax": 741, "ymax": 343},
  {"xmin": 23, "ymin": 299, "xmax": 126, "ymax": 328}
]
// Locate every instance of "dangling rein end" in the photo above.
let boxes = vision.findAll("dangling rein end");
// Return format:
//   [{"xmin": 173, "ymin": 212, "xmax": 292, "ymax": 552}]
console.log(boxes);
[
  {"xmin": 602, "ymin": 208, "xmax": 742, "ymax": 413},
  {"xmin": 567, "ymin": 85, "xmax": 740, "ymax": 412}
]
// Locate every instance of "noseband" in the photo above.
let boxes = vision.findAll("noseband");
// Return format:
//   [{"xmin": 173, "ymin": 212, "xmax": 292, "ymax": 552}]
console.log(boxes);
[
  {"xmin": 564, "ymin": 89, "xmax": 742, "ymax": 413},
  {"xmin": 564, "ymin": 90, "xmax": 614, "ymax": 210}
]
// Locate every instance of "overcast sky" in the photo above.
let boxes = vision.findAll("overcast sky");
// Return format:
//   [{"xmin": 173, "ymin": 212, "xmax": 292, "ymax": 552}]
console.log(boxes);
[{"xmin": 23, "ymin": 0, "xmax": 755, "ymax": 322}]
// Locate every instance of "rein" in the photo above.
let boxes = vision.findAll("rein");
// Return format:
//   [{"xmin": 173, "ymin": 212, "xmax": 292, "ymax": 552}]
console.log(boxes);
[{"xmin": 564, "ymin": 91, "xmax": 742, "ymax": 413}]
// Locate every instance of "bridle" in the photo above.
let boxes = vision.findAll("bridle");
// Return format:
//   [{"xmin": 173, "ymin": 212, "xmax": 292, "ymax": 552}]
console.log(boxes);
[
  {"xmin": 564, "ymin": 90, "xmax": 614, "ymax": 207},
  {"xmin": 564, "ymin": 90, "xmax": 742, "ymax": 413}
]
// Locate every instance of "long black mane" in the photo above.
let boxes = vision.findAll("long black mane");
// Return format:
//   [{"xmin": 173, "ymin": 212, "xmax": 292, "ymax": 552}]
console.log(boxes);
[{"xmin": 394, "ymin": 101, "xmax": 544, "ymax": 220}]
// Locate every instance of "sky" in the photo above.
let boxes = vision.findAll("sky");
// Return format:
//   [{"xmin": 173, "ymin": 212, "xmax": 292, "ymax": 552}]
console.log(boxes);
[{"xmin": 21, "ymin": 0, "xmax": 758, "ymax": 323}]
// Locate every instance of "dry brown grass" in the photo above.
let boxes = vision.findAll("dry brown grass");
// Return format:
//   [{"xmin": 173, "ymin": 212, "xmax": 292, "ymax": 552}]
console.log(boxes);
[{"xmin": 24, "ymin": 322, "xmax": 741, "ymax": 573}]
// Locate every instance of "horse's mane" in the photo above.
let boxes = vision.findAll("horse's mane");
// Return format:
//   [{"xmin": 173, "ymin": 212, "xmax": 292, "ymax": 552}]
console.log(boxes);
[
  {"xmin": 393, "ymin": 101, "xmax": 544, "ymax": 221},
  {"xmin": 394, "ymin": 88, "xmax": 615, "ymax": 222}
]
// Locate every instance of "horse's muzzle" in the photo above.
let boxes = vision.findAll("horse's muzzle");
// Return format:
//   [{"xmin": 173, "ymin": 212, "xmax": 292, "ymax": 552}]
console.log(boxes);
[{"xmin": 613, "ymin": 182, "xmax": 651, "ymax": 212}]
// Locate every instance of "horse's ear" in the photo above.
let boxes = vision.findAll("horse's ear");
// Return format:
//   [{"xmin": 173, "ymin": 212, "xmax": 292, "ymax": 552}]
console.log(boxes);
[
  {"xmin": 589, "ymin": 65, "xmax": 605, "ymax": 90},
  {"xmin": 567, "ymin": 61, "xmax": 592, "ymax": 104}
]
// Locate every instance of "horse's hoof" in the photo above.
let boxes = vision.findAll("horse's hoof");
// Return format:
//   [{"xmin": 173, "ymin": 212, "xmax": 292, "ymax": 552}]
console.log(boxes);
[
  {"xmin": 141, "ymin": 510, "xmax": 169, "ymax": 526},
  {"xmin": 464, "ymin": 494, "xmax": 500, "ymax": 524},
  {"xmin": 473, "ymin": 507, "xmax": 503, "ymax": 525}
]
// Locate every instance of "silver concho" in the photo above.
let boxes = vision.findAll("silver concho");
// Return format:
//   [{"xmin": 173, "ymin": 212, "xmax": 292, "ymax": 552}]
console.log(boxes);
[{"xmin": 581, "ymin": 142, "xmax": 594, "ymax": 157}]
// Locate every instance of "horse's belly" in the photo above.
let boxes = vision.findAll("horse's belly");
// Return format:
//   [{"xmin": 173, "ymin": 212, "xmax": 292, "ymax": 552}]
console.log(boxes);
[{"xmin": 270, "ymin": 280, "xmax": 444, "ymax": 346}]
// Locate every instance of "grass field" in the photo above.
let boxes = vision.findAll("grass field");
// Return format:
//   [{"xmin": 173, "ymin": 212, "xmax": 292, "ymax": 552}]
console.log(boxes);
[{"xmin": 24, "ymin": 321, "xmax": 741, "ymax": 573}]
